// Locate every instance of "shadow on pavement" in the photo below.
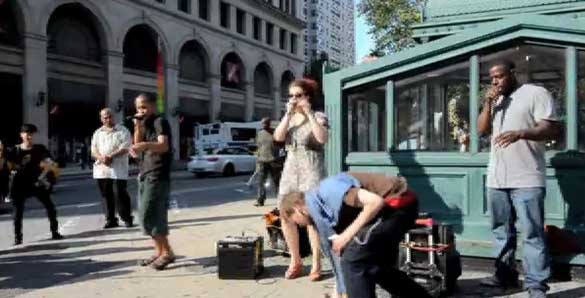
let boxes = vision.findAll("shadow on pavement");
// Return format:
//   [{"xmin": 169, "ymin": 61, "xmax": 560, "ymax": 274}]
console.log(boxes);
[
  {"xmin": 453, "ymin": 277, "xmax": 524, "ymax": 297},
  {"xmin": 0, "ymin": 245, "xmax": 146, "ymax": 292},
  {"xmin": 66, "ymin": 227, "xmax": 144, "ymax": 240},
  {"xmin": 0, "ymin": 238, "xmax": 144, "ymax": 256},
  {"xmin": 169, "ymin": 222, "xmax": 210, "ymax": 230},
  {"xmin": 549, "ymin": 287, "xmax": 585, "ymax": 298},
  {"xmin": 169, "ymin": 214, "xmax": 263, "ymax": 226}
]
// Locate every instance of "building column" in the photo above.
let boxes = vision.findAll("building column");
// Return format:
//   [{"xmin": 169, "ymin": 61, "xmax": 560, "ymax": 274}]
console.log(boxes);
[
  {"xmin": 166, "ymin": 0, "xmax": 178, "ymax": 10},
  {"xmin": 246, "ymin": 10, "xmax": 254, "ymax": 39},
  {"xmin": 106, "ymin": 50, "xmax": 124, "ymax": 123},
  {"xmin": 209, "ymin": 74, "xmax": 222, "ymax": 122},
  {"xmin": 192, "ymin": 0, "xmax": 199, "ymax": 17},
  {"xmin": 209, "ymin": 0, "xmax": 220, "ymax": 26},
  {"xmin": 23, "ymin": 33, "xmax": 48, "ymax": 145},
  {"xmin": 245, "ymin": 82, "xmax": 254, "ymax": 121},
  {"xmin": 166, "ymin": 64, "xmax": 180, "ymax": 160},
  {"xmin": 229, "ymin": 5, "xmax": 237, "ymax": 31},
  {"xmin": 258, "ymin": 19, "xmax": 265, "ymax": 43},
  {"xmin": 273, "ymin": 87, "xmax": 282, "ymax": 120}
]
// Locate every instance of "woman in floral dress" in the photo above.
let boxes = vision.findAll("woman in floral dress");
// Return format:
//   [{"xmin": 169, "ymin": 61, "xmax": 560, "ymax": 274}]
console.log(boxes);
[{"xmin": 274, "ymin": 78, "xmax": 329, "ymax": 282}]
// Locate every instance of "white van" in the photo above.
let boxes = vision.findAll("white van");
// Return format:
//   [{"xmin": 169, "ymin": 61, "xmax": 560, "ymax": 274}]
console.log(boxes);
[{"xmin": 193, "ymin": 122, "xmax": 262, "ymax": 153}]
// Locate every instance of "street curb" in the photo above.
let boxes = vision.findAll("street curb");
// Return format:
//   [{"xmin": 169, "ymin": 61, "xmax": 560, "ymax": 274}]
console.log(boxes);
[{"xmin": 58, "ymin": 165, "xmax": 188, "ymax": 181}]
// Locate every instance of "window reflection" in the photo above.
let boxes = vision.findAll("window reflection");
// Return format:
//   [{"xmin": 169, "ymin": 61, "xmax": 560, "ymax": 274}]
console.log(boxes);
[
  {"xmin": 578, "ymin": 51, "xmax": 585, "ymax": 151},
  {"xmin": 395, "ymin": 61, "xmax": 470, "ymax": 152},
  {"xmin": 346, "ymin": 83, "xmax": 386, "ymax": 152}
]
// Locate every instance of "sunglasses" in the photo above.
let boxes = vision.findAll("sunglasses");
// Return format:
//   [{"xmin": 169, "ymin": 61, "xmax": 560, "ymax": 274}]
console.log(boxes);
[{"xmin": 288, "ymin": 93, "xmax": 306, "ymax": 99}]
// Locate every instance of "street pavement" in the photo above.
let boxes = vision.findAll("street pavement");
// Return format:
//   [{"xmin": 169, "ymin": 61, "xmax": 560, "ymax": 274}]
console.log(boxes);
[{"xmin": 0, "ymin": 171, "xmax": 584, "ymax": 298}]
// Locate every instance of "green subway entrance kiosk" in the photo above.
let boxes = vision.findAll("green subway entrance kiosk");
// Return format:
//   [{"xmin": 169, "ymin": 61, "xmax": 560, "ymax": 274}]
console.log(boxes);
[{"xmin": 324, "ymin": 1, "xmax": 585, "ymax": 264}]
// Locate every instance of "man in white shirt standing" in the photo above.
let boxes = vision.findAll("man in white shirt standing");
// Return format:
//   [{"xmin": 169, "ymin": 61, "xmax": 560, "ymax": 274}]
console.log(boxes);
[
  {"xmin": 91, "ymin": 108, "xmax": 133, "ymax": 229},
  {"xmin": 478, "ymin": 61, "xmax": 560, "ymax": 298}
]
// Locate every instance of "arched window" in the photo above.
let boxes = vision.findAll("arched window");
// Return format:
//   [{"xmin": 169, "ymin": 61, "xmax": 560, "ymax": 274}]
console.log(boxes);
[
  {"xmin": 123, "ymin": 25, "xmax": 159, "ymax": 72},
  {"xmin": 221, "ymin": 52, "xmax": 245, "ymax": 89},
  {"xmin": 281, "ymin": 70, "xmax": 295, "ymax": 99},
  {"xmin": 179, "ymin": 40, "xmax": 207, "ymax": 82},
  {"xmin": 254, "ymin": 62, "xmax": 272, "ymax": 96},
  {"xmin": 47, "ymin": 4, "xmax": 102, "ymax": 62},
  {"xmin": 0, "ymin": 0, "xmax": 21, "ymax": 47}
]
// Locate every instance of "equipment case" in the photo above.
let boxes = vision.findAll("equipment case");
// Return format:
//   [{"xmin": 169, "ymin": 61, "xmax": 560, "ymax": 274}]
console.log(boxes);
[
  {"xmin": 217, "ymin": 236, "xmax": 264, "ymax": 279},
  {"xmin": 398, "ymin": 218, "xmax": 461, "ymax": 297}
]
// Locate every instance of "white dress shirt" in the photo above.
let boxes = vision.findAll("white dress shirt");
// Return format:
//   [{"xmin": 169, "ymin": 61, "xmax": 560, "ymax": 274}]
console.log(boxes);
[{"xmin": 91, "ymin": 124, "xmax": 131, "ymax": 180}]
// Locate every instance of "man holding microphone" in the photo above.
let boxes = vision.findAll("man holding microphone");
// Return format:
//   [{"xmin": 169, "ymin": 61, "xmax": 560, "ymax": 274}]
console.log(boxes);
[
  {"xmin": 478, "ymin": 61, "xmax": 559, "ymax": 298},
  {"xmin": 130, "ymin": 93, "xmax": 176, "ymax": 270}
]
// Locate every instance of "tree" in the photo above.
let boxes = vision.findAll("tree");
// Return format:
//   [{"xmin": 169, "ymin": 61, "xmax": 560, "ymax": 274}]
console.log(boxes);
[{"xmin": 357, "ymin": 0, "xmax": 425, "ymax": 54}]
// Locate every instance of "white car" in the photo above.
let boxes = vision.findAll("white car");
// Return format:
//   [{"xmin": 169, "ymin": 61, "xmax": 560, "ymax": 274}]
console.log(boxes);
[{"xmin": 187, "ymin": 147, "xmax": 257, "ymax": 178}]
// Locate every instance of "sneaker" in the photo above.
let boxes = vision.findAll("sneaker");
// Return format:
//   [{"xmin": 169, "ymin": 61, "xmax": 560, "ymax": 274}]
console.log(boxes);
[
  {"xmin": 103, "ymin": 221, "xmax": 120, "ymax": 229},
  {"xmin": 124, "ymin": 220, "xmax": 134, "ymax": 228},
  {"xmin": 528, "ymin": 288, "xmax": 546, "ymax": 298},
  {"xmin": 254, "ymin": 202, "xmax": 264, "ymax": 207},
  {"xmin": 480, "ymin": 275, "xmax": 519, "ymax": 288},
  {"xmin": 13, "ymin": 238, "xmax": 22, "ymax": 246},
  {"xmin": 51, "ymin": 232, "xmax": 64, "ymax": 240}
]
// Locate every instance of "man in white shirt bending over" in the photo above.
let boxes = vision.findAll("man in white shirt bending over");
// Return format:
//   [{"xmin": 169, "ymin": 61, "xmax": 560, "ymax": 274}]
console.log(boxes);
[{"xmin": 91, "ymin": 108, "xmax": 133, "ymax": 229}]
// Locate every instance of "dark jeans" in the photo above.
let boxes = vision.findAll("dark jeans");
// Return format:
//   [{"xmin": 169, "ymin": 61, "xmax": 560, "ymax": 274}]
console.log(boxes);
[
  {"xmin": 97, "ymin": 179, "xmax": 133, "ymax": 224},
  {"xmin": 13, "ymin": 187, "xmax": 59, "ymax": 240},
  {"xmin": 256, "ymin": 161, "xmax": 280, "ymax": 204},
  {"xmin": 340, "ymin": 204, "xmax": 432, "ymax": 298}
]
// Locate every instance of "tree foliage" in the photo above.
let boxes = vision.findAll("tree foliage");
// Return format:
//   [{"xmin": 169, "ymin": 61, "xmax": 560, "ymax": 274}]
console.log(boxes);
[{"xmin": 357, "ymin": 0, "xmax": 425, "ymax": 54}]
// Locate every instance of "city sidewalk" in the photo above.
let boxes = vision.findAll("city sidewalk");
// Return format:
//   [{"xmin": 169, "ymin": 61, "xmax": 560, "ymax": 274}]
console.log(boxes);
[{"xmin": 2, "ymin": 198, "xmax": 585, "ymax": 298}]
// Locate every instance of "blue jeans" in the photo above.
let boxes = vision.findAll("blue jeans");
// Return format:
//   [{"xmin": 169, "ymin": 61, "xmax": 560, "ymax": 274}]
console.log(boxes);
[{"xmin": 488, "ymin": 187, "xmax": 550, "ymax": 291}]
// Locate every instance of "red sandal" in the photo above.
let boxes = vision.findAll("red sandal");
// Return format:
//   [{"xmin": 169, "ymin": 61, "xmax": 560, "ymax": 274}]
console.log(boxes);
[
  {"xmin": 284, "ymin": 263, "xmax": 303, "ymax": 279},
  {"xmin": 309, "ymin": 270, "xmax": 322, "ymax": 282}
]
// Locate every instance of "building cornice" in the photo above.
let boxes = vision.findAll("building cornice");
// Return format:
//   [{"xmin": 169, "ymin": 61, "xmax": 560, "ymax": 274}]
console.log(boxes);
[{"xmin": 23, "ymin": 32, "xmax": 47, "ymax": 42}]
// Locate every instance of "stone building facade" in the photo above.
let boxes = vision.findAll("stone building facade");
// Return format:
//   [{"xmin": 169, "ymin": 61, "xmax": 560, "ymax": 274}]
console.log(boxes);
[{"xmin": 0, "ymin": 0, "xmax": 305, "ymax": 160}]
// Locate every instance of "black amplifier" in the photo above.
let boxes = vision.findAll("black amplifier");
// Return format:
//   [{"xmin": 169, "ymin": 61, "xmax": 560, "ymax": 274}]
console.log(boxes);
[
  {"xmin": 217, "ymin": 236, "xmax": 264, "ymax": 279},
  {"xmin": 398, "ymin": 217, "xmax": 461, "ymax": 297}
]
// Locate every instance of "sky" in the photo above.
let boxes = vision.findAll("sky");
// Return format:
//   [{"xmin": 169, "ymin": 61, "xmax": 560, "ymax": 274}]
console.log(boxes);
[{"xmin": 354, "ymin": 0, "xmax": 375, "ymax": 63}]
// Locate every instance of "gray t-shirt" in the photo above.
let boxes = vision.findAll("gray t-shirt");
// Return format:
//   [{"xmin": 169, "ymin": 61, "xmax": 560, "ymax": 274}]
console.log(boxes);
[{"xmin": 487, "ymin": 84, "xmax": 557, "ymax": 188}]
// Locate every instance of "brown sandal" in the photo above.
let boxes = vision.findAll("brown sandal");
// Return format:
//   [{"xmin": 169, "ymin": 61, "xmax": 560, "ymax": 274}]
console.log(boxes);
[
  {"xmin": 151, "ymin": 255, "xmax": 176, "ymax": 271},
  {"xmin": 138, "ymin": 255, "xmax": 159, "ymax": 267}
]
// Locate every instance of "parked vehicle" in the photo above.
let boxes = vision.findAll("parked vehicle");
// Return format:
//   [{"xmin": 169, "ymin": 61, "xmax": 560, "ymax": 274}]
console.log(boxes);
[
  {"xmin": 194, "ymin": 122, "xmax": 261, "ymax": 153},
  {"xmin": 187, "ymin": 146, "xmax": 257, "ymax": 178}
]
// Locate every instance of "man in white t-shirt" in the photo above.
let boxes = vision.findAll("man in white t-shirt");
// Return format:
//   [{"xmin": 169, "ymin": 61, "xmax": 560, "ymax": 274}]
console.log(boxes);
[
  {"xmin": 478, "ymin": 61, "xmax": 560, "ymax": 298},
  {"xmin": 91, "ymin": 108, "xmax": 133, "ymax": 229}
]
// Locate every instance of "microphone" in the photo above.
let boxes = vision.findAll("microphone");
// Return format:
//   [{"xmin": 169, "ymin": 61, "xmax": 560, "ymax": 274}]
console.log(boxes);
[{"xmin": 125, "ymin": 115, "xmax": 144, "ymax": 121}]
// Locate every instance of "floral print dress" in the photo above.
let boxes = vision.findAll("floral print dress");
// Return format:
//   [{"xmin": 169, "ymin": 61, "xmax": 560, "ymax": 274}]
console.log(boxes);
[{"xmin": 278, "ymin": 115, "xmax": 326, "ymax": 199}]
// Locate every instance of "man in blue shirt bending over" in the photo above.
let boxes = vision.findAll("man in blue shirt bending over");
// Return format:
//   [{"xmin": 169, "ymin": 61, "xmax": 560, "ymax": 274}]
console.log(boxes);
[{"xmin": 280, "ymin": 172, "xmax": 431, "ymax": 298}]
